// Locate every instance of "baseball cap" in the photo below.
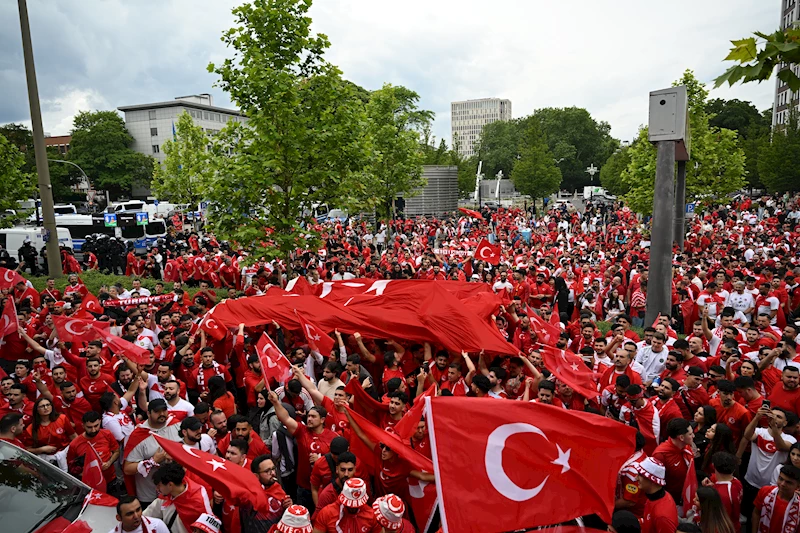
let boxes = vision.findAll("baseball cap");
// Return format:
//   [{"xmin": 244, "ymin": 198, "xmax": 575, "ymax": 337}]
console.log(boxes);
[
  {"xmin": 190, "ymin": 513, "xmax": 221, "ymax": 533},
  {"xmin": 635, "ymin": 457, "xmax": 666, "ymax": 486},
  {"xmin": 372, "ymin": 494, "xmax": 405, "ymax": 530},
  {"xmin": 329, "ymin": 436, "xmax": 349, "ymax": 456},
  {"xmin": 180, "ymin": 416, "xmax": 202, "ymax": 432},
  {"xmin": 148, "ymin": 398, "xmax": 168, "ymax": 412},
  {"xmin": 687, "ymin": 366, "xmax": 705, "ymax": 378},
  {"xmin": 338, "ymin": 478, "xmax": 369, "ymax": 508},
  {"xmin": 276, "ymin": 505, "xmax": 312, "ymax": 533}
]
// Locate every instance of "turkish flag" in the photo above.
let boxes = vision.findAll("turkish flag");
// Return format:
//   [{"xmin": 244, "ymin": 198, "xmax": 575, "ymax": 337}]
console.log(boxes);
[
  {"xmin": 345, "ymin": 406, "xmax": 433, "ymax": 473},
  {"xmin": 539, "ymin": 345, "xmax": 600, "ymax": 400},
  {"xmin": 550, "ymin": 301, "xmax": 562, "ymax": 326},
  {"xmin": 474, "ymin": 238, "xmax": 500, "ymax": 265},
  {"xmin": 0, "ymin": 296, "xmax": 18, "ymax": 338},
  {"xmin": 82, "ymin": 444, "xmax": 107, "ymax": 493},
  {"xmin": 295, "ymin": 310, "xmax": 334, "ymax": 355},
  {"xmin": 682, "ymin": 458, "xmax": 698, "ymax": 519},
  {"xmin": 61, "ymin": 520, "xmax": 93, "ymax": 533},
  {"xmin": 394, "ymin": 384, "xmax": 437, "ymax": 440},
  {"xmin": 0, "ymin": 267, "xmax": 26, "ymax": 290},
  {"xmin": 51, "ymin": 315, "xmax": 101, "ymax": 344},
  {"xmin": 154, "ymin": 434, "xmax": 278, "ymax": 516},
  {"xmin": 255, "ymin": 331, "xmax": 293, "ymax": 386},
  {"xmin": 199, "ymin": 309, "xmax": 227, "ymax": 341},
  {"xmin": 458, "ymin": 207, "xmax": 484, "ymax": 221},
  {"xmin": 407, "ymin": 476, "xmax": 438, "ymax": 533},
  {"xmin": 89, "ymin": 324, "xmax": 150, "ymax": 365},
  {"xmin": 80, "ymin": 292, "xmax": 105, "ymax": 315},
  {"xmin": 83, "ymin": 489, "xmax": 118, "ymax": 507},
  {"xmin": 425, "ymin": 396, "xmax": 636, "ymax": 533},
  {"xmin": 529, "ymin": 312, "xmax": 561, "ymax": 347}
]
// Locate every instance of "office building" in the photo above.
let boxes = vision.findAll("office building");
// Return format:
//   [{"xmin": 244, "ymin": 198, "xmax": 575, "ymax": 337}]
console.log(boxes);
[
  {"xmin": 451, "ymin": 98, "xmax": 512, "ymax": 158},
  {"xmin": 118, "ymin": 94, "xmax": 247, "ymax": 197},
  {"xmin": 774, "ymin": 0, "xmax": 800, "ymax": 127}
]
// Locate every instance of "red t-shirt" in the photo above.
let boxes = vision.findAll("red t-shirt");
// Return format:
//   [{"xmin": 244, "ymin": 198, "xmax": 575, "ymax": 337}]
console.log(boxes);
[
  {"xmin": 67, "ymin": 430, "xmax": 119, "ymax": 482},
  {"xmin": 312, "ymin": 503, "xmax": 380, "ymax": 533},
  {"xmin": 217, "ymin": 430, "xmax": 269, "ymax": 460},
  {"xmin": 373, "ymin": 446, "xmax": 412, "ymax": 496},
  {"xmin": 641, "ymin": 491, "xmax": 678, "ymax": 533},
  {"xmin": 754, "ymin": 486, "xmax": 791, "ymax": 533},
  {"xmin": 78, "ymin": 373, "xmax": 115, "ymax": 412},
  {"xmin": 652, "ymin": 440, "xmax": 692, "ymax": 504},
  {"xmin": 24, "ymin": 414, "xmax": 75, "ymax": 450},
  {"xmin": 294, "ymin": 424, "xmax": 337, "ymax": 489},
  {"xmin": 321, "ymin": 396, "xmax": 350, "ymax": 439},
  {"xmin": 713, "ymin": 478, "xmax": 743, "ymax": 527},
  {"xmin": 710, "ymin": 398, "xmax": 752, "ymax": 446},
  {"xmin": 767, "ymin": 384, "xmax": 800, "ymax": 416}
]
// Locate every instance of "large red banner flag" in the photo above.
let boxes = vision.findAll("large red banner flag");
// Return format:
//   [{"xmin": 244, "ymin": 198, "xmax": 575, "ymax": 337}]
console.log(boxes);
[
  {"xmin": 255, "ymin": 331, "xmax": 293, "ymax": 386},
  {"xmin": 0, "ymin": 296, "xmax": 18, "ymax": 339},
  {"xmin": 51, "ymin": 314, "xmax": 102, "ymax": 344},
  {"xmin": 539, "ymin": 344, "xmax": 600, "ymax": 400},
  {"xmin": 425, "ymin": 396, "xmax": 636, "ymax": 533},
  {"xmin": 529, "ymin": 310, "xmax": 562, "ymax": 346}
]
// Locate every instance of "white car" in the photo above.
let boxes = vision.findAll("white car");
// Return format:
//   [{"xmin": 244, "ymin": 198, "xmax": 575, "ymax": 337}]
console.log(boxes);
[{"xmin": 0, "ymin": 441, "xmax": 118, "ymax": 533}]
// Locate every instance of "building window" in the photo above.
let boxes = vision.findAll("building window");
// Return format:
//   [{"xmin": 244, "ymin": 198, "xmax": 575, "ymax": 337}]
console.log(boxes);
[
  {"xmin": 152, "ymin": 145, "xmax": 160, "ymax": 154},
  {"xmin": 204, "ymin": 112, "xmax": 209, "ymax": 120},
  {"xmin": 149, "ymin": 110, "xmax": 156, "ymax": 120},
  {"xmin": 150, "ymin": 127, "xmax": 158, "ymax": 136}
]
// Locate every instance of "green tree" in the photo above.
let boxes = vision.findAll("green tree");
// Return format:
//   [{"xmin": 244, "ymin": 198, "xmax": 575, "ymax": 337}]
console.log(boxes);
[
  {"xmin": 0, "ymin": 133, "xmax": 35, "ymax": 228},
  {"xmin": 758, "ymin": 108, "xmax": 800, "ymax": 192},
  {"xmin": 365, "ymin": 83, "xmax": 433, "ymax": 222},
  {"xmin": 45, "ymin": 149, "xmax": 83, "ymax": 202},
  {"xmin": 151, "ymin": 112, "xmax": 209, "ymax": 207},
  {"xmin": 474, "ymin": 120, "xmax": 520, "ymax": 180},
  {"xmin": 599, "ymin": 144, "xmax": 631, "ymax": 196},
  {"xmin": 620, "ymin": 70, "xmax": 746, "ymax": 215},
  {"xmin": 532, "ymin": 107, "xmax": 617, "ymax": 191},
  {"xmin": 204, "ymin": 0, "xmax": 372, "ymax": 267},
  {"xmin": 715, "ymin": 29, "xmax": 800, "ymax": 91},
  {"xmin": 0, "ymin": 123, "xmax": 35, "ymax": 173},
  {"xmin": 69, "ymin": 110, "xmax": 154, "ymax": 196},
  {"xmin": 510, "ymin": 119, "xmax": 562, "ymax": 201}
]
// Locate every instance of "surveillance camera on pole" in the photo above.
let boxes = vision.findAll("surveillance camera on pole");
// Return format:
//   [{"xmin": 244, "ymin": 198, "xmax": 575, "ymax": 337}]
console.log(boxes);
[{"xmin": 645, "ymin": 85, "xmax": 691, "ymax": 325}]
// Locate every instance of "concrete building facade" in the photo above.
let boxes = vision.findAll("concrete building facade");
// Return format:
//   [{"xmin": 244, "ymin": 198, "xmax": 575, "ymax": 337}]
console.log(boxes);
[
  {"xmin": 451, "ymin": 98, "xmax": 512, "ymax": 158},
  {"xmin": 400, "ymin": 166, "xmax": 459, "ymax": 217},
  {"xmin": 118, "ymin": 94, "xmax": 246, "ymax": 197},
  {"xmin": 774, "ymin": 0, "xmax": 800, "ymax": 127}
]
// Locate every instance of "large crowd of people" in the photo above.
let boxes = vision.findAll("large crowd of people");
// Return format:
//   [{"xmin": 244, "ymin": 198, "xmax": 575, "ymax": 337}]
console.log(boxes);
[{"xmin": 1, "ymin": 192, "xmax": 799, "ymax": 533}]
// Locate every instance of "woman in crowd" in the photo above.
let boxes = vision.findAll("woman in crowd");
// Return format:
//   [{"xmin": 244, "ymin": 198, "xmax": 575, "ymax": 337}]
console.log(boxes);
[
  {"xmin": 26, "ymin": 396, "xmax": 77, "ymax": 457},
  {"xmin": 693, "ymin": 405, "xmax": 717, "ymax": 459},
  {"xmin": 701, "ymin": 423, "xmax": 736, "ymax": 475}
]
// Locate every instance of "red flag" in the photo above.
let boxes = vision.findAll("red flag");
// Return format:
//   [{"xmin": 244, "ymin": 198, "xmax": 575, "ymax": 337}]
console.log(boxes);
[
  {"xmin": 0, "ymin": 296, "xmax": 18, "ymax": 338},
  {"xmin": 407, "ymin": 476, "xmax": 438, "ymax": 533},
  {"xmin": 51, "ymin": 315, "xmax": 102, "ymax": 344},
  {"xmin": 199, "ymin": 309, "xmax": 227, "ymax": 341},
  {"xmin": 84, "ymin": 489, "xmax": 118, "ymax": 507},
  {"xmin": 474, "ymin": 238, "xmax": 500, "ymax": 266},
  {"xmin": 530, "ymin": 311, "xmax": 562, "ymax": 347},
  {"xmin": 682, "ymin": 458, "xmax": 698, "ymax": 519},
  {"xmin": 395, "ymin": 384, "xmax": 437, "ymax": 440},
  {"xmin": 255, "ymin": 331, "xmax": 293, "ymax": 386},
  {"xmin": 539, "ymin": 345, "xmax": 600, "ymax": 400},
  {"xmin": 82, "ymin": 444, "xmax": 107, "ymax": 493},
  {"xmin": 458, "ymin": 207, "xmax": 484, "ymax": 221},
  {"xmin": 154, "ymin": 434, "xmax": 277, "ymax": 516},
  {"xmin": 0, "ymin": 267, "xmax": 26, "ymax": 290},
  {"xmin": 295, "ymin": 310, "xmax": 334, "ymax": 355},
  {"xmin": 550, "ymin": 301, "xmax": 561, "ymax": 326},
  {"xmin": 426, "ymin": 396, "xmax": 636, "ymax": 533},
  {"xmin": 80, "ymin": 292, "xmax": 105, "ymax": 315},
  {"xmin": 62, "ymin": 520, "xmax": 93, "ymax": 533},
  {"xmin": 101, "ymin": 332, "xmax": 151, "ymax": 365}
]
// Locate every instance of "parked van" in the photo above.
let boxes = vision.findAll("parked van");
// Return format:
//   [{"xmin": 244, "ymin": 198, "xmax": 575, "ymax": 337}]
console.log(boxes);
[
  {"xmin": 56, "ymin": 214, "xmax": 166, "ymax": 252},
  {"xmin": 0, "ymin": 226, "xmax": 73, "ymax": 265}
]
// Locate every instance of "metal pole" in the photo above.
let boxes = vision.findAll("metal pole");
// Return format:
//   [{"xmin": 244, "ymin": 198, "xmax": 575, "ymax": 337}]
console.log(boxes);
[
  {"xmin": 17, "ymin": 0, "xmax": 61, "ymax": 277},
  {"xmin": 645, "ymin": 141, "xmax": 675, "ymax": 325},
  {"xmin": 674, "ymin": 160, "xmax": 686, "ymax": 251}
]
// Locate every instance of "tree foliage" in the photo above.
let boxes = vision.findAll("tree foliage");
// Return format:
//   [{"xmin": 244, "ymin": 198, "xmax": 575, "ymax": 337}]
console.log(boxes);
[
  {"xmin": 707, "ymin": 99, "xmax": 771, "ymax": 189},
  {"xmin": 715, "ymin": 29, "xmax": 800, "ymax": 92},
  {"xmin": 599, "ymin": 144, "xmax": 631, "ymax": 196},
  {"xmin": 620, "ymin": 70, "xmax": 746, "ymax": 215},
  {"xmin": 204, "ymin": 0, "xmax": 372, "ymax": 264},
  {"xmin": 151, "ymin": 112, "xmax": 210, "ymax": 206},
  {"xmin": 0, "ymin": 132, "xmax": 35, "ymax": 228},
  {"xmin": 474, "ymin": 120, "xmax": 519, "ymax": 181},
  {"xmin": 758, "ymin": 108, "xmax": 800, "ymax": 193},
  {"xmin": 69, "ymin": 111, "xmax": 154, "ymax": 196},
  {"xmin": 510, "ymin": 119, "xmax": 562, "ymax": 200},
  {"xmin": 365, "ymin": 83, "xmax": 432, "ymax": 221}
]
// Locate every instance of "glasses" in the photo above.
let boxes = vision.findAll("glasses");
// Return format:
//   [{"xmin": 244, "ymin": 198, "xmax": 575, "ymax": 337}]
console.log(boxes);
[
  {"xmin": 37, "ymin": 403, "xmax": 52, "ymax": 409},
  {"xmin": 258, "ymin": 467, "xmax": 276, "ymax": 474},
  {"xmin": 719, "ymin": 350, "xmax": 732, "ymax": 355}
]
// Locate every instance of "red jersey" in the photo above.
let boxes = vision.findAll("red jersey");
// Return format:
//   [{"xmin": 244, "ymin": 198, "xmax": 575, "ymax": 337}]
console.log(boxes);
[
  {"xmin": 217, "ymin": 430, "xmax": 269, "ymax": 460},
  {"xmin": 767, "ymin": 384, "xmax": 800, "ymax": 416},
  {"xmin": 710, "ymin": 398, "xmax": 752, "ymax": 446},
  {"xmin": 78, "ymin": 373, "xmax": 115, "ymax": 412},
  {"xmin": 294, "ymin": 424, "xmax": 338, "ymax": 489},
  {"xmin": 641, "ymin": 490, "xmax": 678, "ymax": 533},
  {"xmin": 754, "ymin": 486, "xmax": 796, "ymax": 533},
  {"xmin": 24, "ymin": 414, "xmax": 75, "ymax": 450},
  {"xmin": 713, "ymin": 478, "xmax": 743, "ymax": 527},
  {"xmin": 67, "ymin": 429, "xmax": 119, "ymax": 482},
  {"xmin": 652, "ymin": 440, "xmax": 693, "ymax": 505},
  {"xmin": 312, "ymin": 503, "xmax": 380, "ymax": 533}
]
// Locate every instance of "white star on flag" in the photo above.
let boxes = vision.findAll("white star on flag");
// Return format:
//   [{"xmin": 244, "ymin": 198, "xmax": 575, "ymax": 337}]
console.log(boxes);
[
  {"xmin": 207, "ymin": 459, "xmax": 227, "ymax": 472},
  {"xmin": 551, "ymin": 444, "xmax": 571, "ymax": 474},
  {"xmin": 569, "ymin": 363, "xmax": 580, "ymax": 372}
]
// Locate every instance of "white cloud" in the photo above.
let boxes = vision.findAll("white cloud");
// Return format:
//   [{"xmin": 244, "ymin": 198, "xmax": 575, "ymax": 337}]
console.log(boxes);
[{"xmin": 37, "ymin": 88, "xmax": 110, "ymax": 135}]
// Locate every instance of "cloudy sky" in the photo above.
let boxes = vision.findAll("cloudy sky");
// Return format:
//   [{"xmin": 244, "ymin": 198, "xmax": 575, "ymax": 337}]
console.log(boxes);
[{"xmin": 0, "ymin": 0, "xmax": 780, "ymax": 146}]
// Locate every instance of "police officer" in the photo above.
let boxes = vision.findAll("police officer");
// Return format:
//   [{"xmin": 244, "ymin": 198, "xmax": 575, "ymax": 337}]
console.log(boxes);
[{"xmin": 18, "ymin": 238, "xmax": 38, "ymax": 275}]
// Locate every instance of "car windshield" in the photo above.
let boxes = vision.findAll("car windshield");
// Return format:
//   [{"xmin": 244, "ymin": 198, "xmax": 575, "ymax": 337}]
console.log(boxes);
[{"xmin": 0, "ymin": 441, "xmax": 89, "ymax": 533}]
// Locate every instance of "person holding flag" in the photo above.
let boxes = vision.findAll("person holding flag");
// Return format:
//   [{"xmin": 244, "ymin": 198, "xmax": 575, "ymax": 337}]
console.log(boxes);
[
  {"xmin": 67, "ymin": 411, "xmax": 120, "ymax": 492},
  {"xmin": 112, "ymin": 495, "xmax": 171, "ymax": 533},
  {"xmin": 143, "ymin": 462, "xmax": 214, "ymax": 533}
]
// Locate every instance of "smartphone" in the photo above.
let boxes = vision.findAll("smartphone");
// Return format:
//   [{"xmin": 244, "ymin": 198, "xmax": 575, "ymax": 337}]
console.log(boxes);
[{"xmin": 762, "ymin": 400, "xmax": 771, "ymax": 410}]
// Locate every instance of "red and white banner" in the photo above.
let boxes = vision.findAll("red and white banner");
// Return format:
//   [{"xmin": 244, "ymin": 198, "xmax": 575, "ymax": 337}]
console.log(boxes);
[
  {"xmin": 102, "ymin": 294, "xmax": 174, "ymax": 307},
  {"xmin": 432, "ymin": 248, "xmax": 472, "ymax": 257},
  {"xmin": 255, "ymin": 331, "xmax": 293, "ymax": 386},
  {"xmin": 474, "ymin": 239, "xmax": 501, "ymax": 265}
]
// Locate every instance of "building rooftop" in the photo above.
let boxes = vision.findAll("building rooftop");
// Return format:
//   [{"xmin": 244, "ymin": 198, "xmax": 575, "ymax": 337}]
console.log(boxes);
[{"xmin": 118, "ymin": 100, "xmax": 244, "ymax": 116}]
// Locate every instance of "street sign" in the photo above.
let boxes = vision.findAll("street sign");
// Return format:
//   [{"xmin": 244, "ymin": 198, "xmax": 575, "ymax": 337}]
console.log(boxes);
[
  {"xmin": 686, "ymin": 202, "xmax": 696, "ymax": 214},
  {"xmin": 104, "ymin": 213, "xmax": 117, "ymax": 227},
  {"xmin": 86, "ymin": 189, "xmax": 96, "ymax": 203},
  {"xmin": 40, "ymin": 227, "xmax": 50, "ymax": 243},
  {"xmin": 136, "ymin": 212, "xmax": 149, "ymax": 226},
  {"xmin": 199, "ymin": 201, "xmax": 209, "ymax": 211},
  {"xmin": 153, "ymin": 199, "xmax": 159, "ymax": 206}
]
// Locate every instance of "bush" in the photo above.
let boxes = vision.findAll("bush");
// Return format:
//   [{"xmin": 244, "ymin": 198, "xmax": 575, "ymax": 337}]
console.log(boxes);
[{"xmin": 26, "ymin": 271, "xmax": 201, "ymax": 297}]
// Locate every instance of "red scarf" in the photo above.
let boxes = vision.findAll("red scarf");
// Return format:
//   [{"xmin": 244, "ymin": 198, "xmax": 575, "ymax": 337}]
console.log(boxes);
[
  {"xmin": 196, "ymin": 361, "xmax": 224, "ymax": 391},
  {"xmin": 159, "ymin": 478, "xmax": 213, "ymax": 530},
  {"xmin": 759, "ymin": 487, "xmax": 800, "ymax": 533}
]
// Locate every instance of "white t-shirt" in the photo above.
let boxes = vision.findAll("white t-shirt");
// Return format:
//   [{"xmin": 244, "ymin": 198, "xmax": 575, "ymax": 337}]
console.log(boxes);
[
  {"xmin": 103, "ymin": 401, "xmax": 135, "ymax": 442},
  {"xmin": 726, "ymin": 292, "xmax": 755, "ymax": 317},
  {"xmin": 184, "ymin": 434, "xmax": 216, "ymax": 455},
  {"xmin": 492, "ymin": 280, "xmax": 514, "ymax": 293},
  {"xmin": 167, "ymin": 398, "xmax": 195, "ymax": 421},
  {"xmin": 745, "ymin": 427, "xmax": 797, "ymax": 488},
  {"xmin": 756, "ymin": 295, "xmax": 781, "ymax": 325},
  {"xmin": 107, "ymin": 517, "xmax": 170, "ymax": 533}
]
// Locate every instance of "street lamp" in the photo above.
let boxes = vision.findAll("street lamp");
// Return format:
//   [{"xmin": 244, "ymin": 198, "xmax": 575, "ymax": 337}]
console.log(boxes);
[{"xmin": 47, "ymin": 158, "xmax": 90, "ymax": 184}]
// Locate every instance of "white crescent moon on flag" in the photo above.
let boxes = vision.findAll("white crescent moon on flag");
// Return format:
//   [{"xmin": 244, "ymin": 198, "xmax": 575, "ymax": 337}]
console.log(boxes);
[
  {"xmin": 485, "ymin": 423, "xmax": 549, "ymax": 502},
  {"xmin": 65, "ymin": 320, "xmax": 86, "ymax": 336},
  {"xmin": 478, "ymin": 246, "xmax": 491, "ymax": 259},
  {"xmin": 4, "ymin": 270, "xmax": 14, "ymax": 283},
  {"xmin": 182, "ymin": 444, "xmax": 201, "ymax": 458}
]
